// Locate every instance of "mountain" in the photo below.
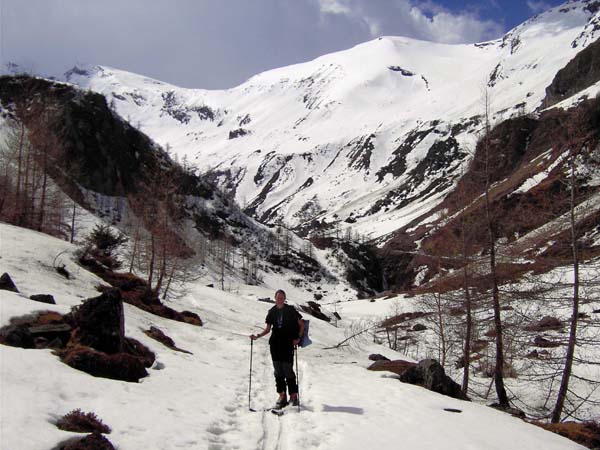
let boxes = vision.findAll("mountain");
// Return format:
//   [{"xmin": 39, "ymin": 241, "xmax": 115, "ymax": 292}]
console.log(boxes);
[{"xmin": 55, "ymin": 0, "xmax": 600, "ymax": 246}]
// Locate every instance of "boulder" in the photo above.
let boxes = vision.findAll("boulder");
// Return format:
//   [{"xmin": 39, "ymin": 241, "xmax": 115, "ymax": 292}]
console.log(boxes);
[
  {"xmin": 29, "ymin": 294, "xmax": 56, "ymax": 304},
  {"xmin": 123, "ymin": 337, "xmax": 156, "ymax": 367},
  {"xmin": 368, "ymin": 354, "xmax": 391, "ymax": 362},
  {"xmin": 399, "ymin": 359, "xmax": 469, "ymax": 400},
  {"xmin": 368, "ymin": 359, "xmax": 417, "ymax": 376},
  {"xmin": 533, "ymin": 335, "xmax": 561, "ymax": 348},
  {"xmin": 299, "ymin": 301, "xmax": 331, "ymax": 322},
  {"xmin": 412, "ymin": 323, "xmax": 427, "ymax": 331},
  {"xmin": 71, "ymin": 289, "xmax": 125, "ymax": 354},
  {"xmin": 0, "ymin": 272, "xmax": 19, "ymax": 293},
  {"xmin": 61, "ymin": 345, "xmax": 148, "ymax": 382},
  {"xmin": 525, "ymin": 316, "xmax": 562, "ymax": 331},
  {"xmin": 0, "ymin": 324, "xmax": 34, "ymax": 348}
]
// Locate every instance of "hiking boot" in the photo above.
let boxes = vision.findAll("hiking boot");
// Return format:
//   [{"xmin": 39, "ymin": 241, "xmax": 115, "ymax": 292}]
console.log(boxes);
[
  {"xmin": 275, "ymin": 396, "xmax": 288, "ymax": 409},
  {"xmin": 290, "ymin": 395, "xmax": 299, "ymax": 407}
]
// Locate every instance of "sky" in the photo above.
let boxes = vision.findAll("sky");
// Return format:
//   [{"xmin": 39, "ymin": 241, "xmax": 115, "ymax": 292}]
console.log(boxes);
[{"xmin": 0, "ymin": 0, "xmax": 566, "ymax": 89}]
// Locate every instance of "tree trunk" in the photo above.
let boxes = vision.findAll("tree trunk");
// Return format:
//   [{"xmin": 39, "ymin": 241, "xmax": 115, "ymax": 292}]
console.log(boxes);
[
  {"xmin": 551, "ymin": 160, "xmax": 580, "ymax": 423},
  {"xmin": 482, "ymin": 104, "xmax": 509, "ymax": 408},
  {"xmin": 70, "ymin": 201, "xmax": 77, "ymax": 243},
  {"xmin": 462, "ymin": 264, "xmax": 472, "ymax": 396}
]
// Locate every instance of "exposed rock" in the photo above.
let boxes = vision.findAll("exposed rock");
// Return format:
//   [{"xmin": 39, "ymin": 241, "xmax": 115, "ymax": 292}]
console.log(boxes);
[
  {"xmin": 525, "ymin": 316, "xmax": 563, "ymax": 331},
  {"xmin": 313, "ymin": 293, "xmax": 323, "ymax": 301},
  {"xmin": 544, "ymin": 37, "xmax": 600, "ymax": 107},
  {"xmin": 70, "ymin": 289, "xmax": 125, "ymax": 354},
  {"xmin": 0, "ymin": 272, "xmax": 19, "ymax": 293},
  {"xmin": 399, "ymin": 359, "xmax": 469, "ymax": 400},
  {"xmin": 368, "ymin": 354, "xmax": 391, "ymax": 362},
  {"xmin": 143, "ymin": 326, "xmax": 192, "ymax": 354},
  {"xmin": 533, "ymin": 335, "xmax": 561, "ymax": 348},
  {"xmin": 228, "ymin": 128, "xmax": 250, "ymax": 139},
  {"xmin": 123, "ymin": 337, "xmax": 156, "ymax": 367},
  {"xmin": 29, "ymin": 294, "xmax": 56, "ymax": 304},
  {"xmin": 0, "ymin": 324, "xmax": 34, "ymax": 348},
  {"xmin": 179, "ymin": 310, "xmax": 203, "ymax": 326},
  {"xmin": 299, "ymin": 301, "xmax": 331, "ymax": 322},
  {"xmin": 368, "ymin": 359, "xmax": 416, "ymax": 376},
  {"xmin": 525, "ymin": 349, "xmax": 550, "ymax": 359},
  {"xmin": 380, "ymin": 311, "xmax": 429, "ymax": 328},
  {"xmin": 29, "ymin": 323, "xmax": 72, "ymax": 348},
  {"xmin": 61, "ymin": 345, "xmax": 148, "ymax": 382},
  {"xmin": 0, "ymin": 311, "xmax": 69, "ymax": 349},
  {"xmin": 412, "ymin": 323, "xmax": 427, "ymax": 331}
]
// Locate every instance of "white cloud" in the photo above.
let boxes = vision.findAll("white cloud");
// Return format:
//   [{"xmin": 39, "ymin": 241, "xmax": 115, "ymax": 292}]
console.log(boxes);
[
  {"xmin": 527, "ymin": 1, "xmax": 552, "ymax": 14},
  {"xmin": 316, "ymin": 0, "xmax": 504, "ymax": 44},
  {"xmin": 3, "ymin": 0, "xmax": 505, "ymax": 90}
]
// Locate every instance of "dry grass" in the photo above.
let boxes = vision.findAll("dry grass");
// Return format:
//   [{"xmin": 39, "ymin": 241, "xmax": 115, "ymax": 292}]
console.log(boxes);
[
  {"xmin": 532, "ymin": 420, "xmax": 600, "ymax": 449},
  {"xmin": 56, "ymin": 409, "xmax": 111, "ymax": 434}
]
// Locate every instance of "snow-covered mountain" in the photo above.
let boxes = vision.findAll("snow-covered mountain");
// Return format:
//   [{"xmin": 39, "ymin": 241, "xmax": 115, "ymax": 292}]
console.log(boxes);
[{"xmin": 55, "ymin": 0, "xmax": 600, "ymax": 241}]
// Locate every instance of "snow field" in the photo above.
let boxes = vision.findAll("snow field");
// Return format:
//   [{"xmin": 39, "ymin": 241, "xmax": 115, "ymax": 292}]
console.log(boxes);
[{"xmin": 0, "ymin": 223, "xmax": 589, "ymax": 449}]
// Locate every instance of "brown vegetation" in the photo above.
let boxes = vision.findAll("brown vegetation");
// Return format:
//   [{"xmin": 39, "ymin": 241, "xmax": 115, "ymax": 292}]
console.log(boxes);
[
  {"xmin": 56, "ymin": 409, "xmax": 111, "ymax": 434},
  {"xmin": 55, "ymin": 432, "xmax": 116, "ymax": 450},
  {"xmin": 532, "ymin": 421, "xmax": 600, "ymax": 449}
]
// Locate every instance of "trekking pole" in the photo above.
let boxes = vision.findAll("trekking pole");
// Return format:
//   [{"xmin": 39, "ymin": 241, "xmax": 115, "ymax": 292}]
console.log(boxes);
[
  {"xmin": 295, "ymin": 346, "xmax": 300, "ymax": 412},
  {"xmin": 249, "ymin": 339, "xmax": 255, "ymax": 411}
]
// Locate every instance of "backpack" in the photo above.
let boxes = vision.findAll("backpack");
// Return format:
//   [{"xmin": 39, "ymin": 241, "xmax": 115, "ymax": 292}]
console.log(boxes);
[{"xmin": 299, "ymin": 319, "xmax": 312, "ymax": 348}]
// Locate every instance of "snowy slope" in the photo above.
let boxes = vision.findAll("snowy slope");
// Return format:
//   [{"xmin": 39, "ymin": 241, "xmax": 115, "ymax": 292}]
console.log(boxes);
[
  {"xmin": 54, "ymin": 0, "xmax": 600, "ymax": 240},
  {"xmin": 0, "ymin": 222, "xmax": 587, "ymax": 450}
]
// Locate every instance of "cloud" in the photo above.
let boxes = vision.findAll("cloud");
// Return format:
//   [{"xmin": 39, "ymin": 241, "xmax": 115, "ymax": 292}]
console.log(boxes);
[
  {"xmin": 316, "ymin": 0, "xmax": 504, "ymax": 44},
  {"xmin": 2, "ymin": 0, "xmax": 505, "ymax": 90},
  {"xmin": 527, "ymin": 1, "xmax": 552, "ymax": 14}
]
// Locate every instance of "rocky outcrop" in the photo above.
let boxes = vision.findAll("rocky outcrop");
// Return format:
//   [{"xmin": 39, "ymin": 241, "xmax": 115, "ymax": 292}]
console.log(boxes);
[
  {"xmin": 29, "ymin": 294, "xmax": 56, "ymax": 304},
  {"xmin": 69, "ymin": 289, "xmax": 125, "ymax": 354},
  {"xmin": 399, "ymin": 359, "xmax": 469, "ymax": 400},
  {"xmin": 0, "ymin": 272, "xmax": 19, "ymax": 292},
  {"xmin": 368, "ymin": 359, "xmax": 417, "ymax": 376},
  {"xmin": 0, "ymin": 289, "xmax": 155, "ymax": 382},
  {"xmin": 544, "ymin": 37, "xmax": 600, "ymax": 107}
]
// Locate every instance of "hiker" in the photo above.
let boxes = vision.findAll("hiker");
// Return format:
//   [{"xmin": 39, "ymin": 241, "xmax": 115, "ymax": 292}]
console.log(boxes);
[{"xmin": 250, "ymin": 289, "xmax": 304, "ymax": 408}]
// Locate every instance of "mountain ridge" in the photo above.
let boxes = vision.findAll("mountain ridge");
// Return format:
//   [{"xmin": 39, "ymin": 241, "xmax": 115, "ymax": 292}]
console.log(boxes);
[{"xmin": 33, "ymin": 0, "xmax": 599, "ymax": 246}]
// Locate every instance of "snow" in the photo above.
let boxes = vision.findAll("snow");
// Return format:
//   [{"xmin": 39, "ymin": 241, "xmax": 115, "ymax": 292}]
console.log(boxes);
[{"xmin": 0, "ymin": 222, "xmax": 588, "ymax": 449}]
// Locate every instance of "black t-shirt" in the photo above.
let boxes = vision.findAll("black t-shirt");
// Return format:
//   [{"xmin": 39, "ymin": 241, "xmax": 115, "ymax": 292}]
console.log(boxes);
[{"xmin": 266, "ymin": 304, "xmax": 302, "ymax": 344}]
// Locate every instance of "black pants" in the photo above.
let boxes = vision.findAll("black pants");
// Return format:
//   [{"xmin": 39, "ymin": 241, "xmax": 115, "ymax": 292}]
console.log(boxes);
[{"xmin": 270, "ymin": 342, "xmax": 297, "ymax": 395}]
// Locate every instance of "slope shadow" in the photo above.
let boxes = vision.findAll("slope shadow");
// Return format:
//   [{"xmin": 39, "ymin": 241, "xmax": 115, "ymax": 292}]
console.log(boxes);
[{"xmin": 322, "ymin": 405, "xmax": 364, "ymax": 415}]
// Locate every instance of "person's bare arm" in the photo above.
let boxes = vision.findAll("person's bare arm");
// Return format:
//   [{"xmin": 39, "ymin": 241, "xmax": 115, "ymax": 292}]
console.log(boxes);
[{"xmin": 250, "ymin": 323, "xmax": 272, "ymax": 340}]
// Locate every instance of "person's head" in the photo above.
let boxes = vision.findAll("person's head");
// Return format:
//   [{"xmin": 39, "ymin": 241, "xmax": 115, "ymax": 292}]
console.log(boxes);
[{"xmin": 275, "ymin": 289, "xmax": 286, "ymax": 307}]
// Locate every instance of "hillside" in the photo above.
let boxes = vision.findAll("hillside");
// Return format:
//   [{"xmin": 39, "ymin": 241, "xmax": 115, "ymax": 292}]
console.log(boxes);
[
  {"xmin": 49, "ymin": 0, "xmax": 600, "ymax": 247},
  {"xmin": 0, "ymin": 0, "xmax": 599, "ymax": 445},
  {"xmin": 0, "ymin": 223, "xmax": 589, "ymax": 450}
]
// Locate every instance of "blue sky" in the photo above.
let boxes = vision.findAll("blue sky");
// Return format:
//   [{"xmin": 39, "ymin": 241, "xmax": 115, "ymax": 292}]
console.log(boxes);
[
  {"xmin": 1, "ymin": 0, "xmax": 568, "ymax": 89},
  {"xmin": 433, "ymin": 0, "xmax": 563, "ymax": 29}
]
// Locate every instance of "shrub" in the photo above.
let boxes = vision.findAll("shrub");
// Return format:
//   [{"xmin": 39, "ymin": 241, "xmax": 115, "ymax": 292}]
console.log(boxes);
[
  {"xmin": 79, "ymin": 224, "xmax": 128, "ymax": 270},
  {"xmin": 56, "ymin": 409, "xmax": 111, "ymax": 434}
]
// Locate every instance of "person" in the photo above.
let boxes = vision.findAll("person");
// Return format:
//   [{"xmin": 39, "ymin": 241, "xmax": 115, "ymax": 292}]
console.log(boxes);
[{"xmin": 250, "ymin": 289, "xmax": 304, "ymax": 408}]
